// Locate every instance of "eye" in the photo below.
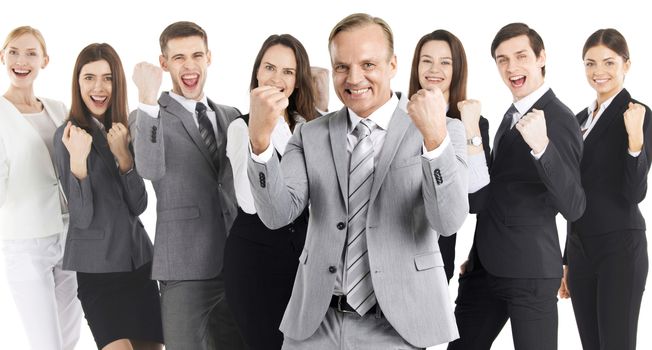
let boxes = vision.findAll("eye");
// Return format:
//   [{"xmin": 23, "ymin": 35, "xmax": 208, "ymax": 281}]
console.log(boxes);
[
  {"xmin": 173, "ymin": 55, "xmax": 184, "ymax": 61},
  {"xmin": 584, "ymin": 62, "xmax": 594, "ymax": 67},
  {"xmin": 605, "ymin": 61, "xmax": 614, "ymax": 67},
  {"xmin": 193, "ymin": 53, "xmax": 204, "ymax": 59},
  {"xmin": 362, "ymin": 62, "xmax": 375, "ymax": 70},
  {"xmin": 496, "ymin": 57, "xmax": 507, "ymax": 65},
  {"xmin": 517, "ymin": 54, "xmax": 527, "ymax": 61},
  {"xmin": 420, "ymin": 58, "xmax": 432, "ymax": 64},
  {"xmin": 104, "ymin": 76, "xmax": 113, "ymax": 82},
  {"xmin": 283, "ymin": 69, "xmax": 294, "ymax": 76},
  {"xmin": 264, "ymin": 64, "xmax": 275, "ymax": 71},
  {"xmin": 84, "ymin": 76, "xmax": 94, "ymax": 81},
  {"xmin": 441, "ymin": 59, "xmax": 452, "ymax": 66},
  {"xmin": 27, "ymin": 52, "xmax": 38, "ymax": 56},
  {"xmin": 334, "ymin": 64, "xmax": 348, "ymax": 73},
  {"xmin": 7, "ymin": 50, "xmax": 17, "ymax": 55}
]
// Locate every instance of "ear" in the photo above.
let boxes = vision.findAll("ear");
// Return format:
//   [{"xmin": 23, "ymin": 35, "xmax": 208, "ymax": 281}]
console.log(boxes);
[
  {"xmin": 42, "ymin": 54, "xmax": 50, "ymax": 69},
  {"xmin": 0, "ymin": 50, "xmax": 4, "ymax": 65},
  {"xmin": 206, "ymin": 49, "xmax": 212, "ymax": 67},
  {"xmin": 159, "ymin": 54, "xmax": 169, "ymax": 72},
  {"xmin": 389, "ymin": 54, "xmax": 397, "ymax": 79},
  {"xmin": 536, "ymin": 49, "xmax": 547, "ymax": 69},
  {"xmin": 624, "ymin": 58, "xmax": 631, "ymax": 74}
]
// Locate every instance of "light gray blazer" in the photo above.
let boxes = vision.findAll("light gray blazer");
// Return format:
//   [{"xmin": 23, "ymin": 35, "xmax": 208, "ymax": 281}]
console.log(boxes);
[
  {"xmin": 248, "ymin": 93, "xmax": 469, "ymax": 347},
  {"xmin": 54, "ymin": 120, "xmax": 152, "ymax": 273},
  {"xmin": 130, "ymin": 92, "xmax": 239, "ymax": 281}
]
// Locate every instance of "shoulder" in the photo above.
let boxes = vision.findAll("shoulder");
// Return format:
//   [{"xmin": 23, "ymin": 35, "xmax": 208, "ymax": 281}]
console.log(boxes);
[
  {"xmin": 210, "ymin": 100, "xmax": 241, "ymax": 120},
  {"xmin": 40, "ymin": 97, "xmax": 68, "ymax": 115}
]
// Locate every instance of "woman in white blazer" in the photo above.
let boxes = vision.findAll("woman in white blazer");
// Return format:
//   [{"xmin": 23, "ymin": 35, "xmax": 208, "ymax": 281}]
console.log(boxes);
[{"xmin": 0, "ymin": 26, "xmax": 82, "ymax": 350}]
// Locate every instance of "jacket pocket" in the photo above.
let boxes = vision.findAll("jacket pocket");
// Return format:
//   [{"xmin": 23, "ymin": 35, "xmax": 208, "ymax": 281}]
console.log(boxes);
[
  {"xmin": 158, "ymin": 206, "xmax": 200, "ymax": 223},
  {"xmin": 414, "ymin": 251, "xmax": 444, "ymax": 271},
  {"xmin": 69, "ymin": 228, "xmax": 105, "ymax": 240},
  {"xmin": 390, "ymin": 155, "xmax": 422, "ymax": 170},
  {"xmin": 298, "ymin": 249, "xmax": 308, "ymax": 264}
]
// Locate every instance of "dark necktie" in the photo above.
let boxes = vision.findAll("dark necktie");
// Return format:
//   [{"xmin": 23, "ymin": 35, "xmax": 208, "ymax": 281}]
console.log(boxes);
[
  {"xmin": 345, "ymin": 119, "xmax": 376, "ymax": 316},
  {"xmin": 492, "ymin": 104, "xmax": 518, "ymax": 159},
  {"xmin": 195, "ymin": 102, "xmax": 219, "ymax": 166}
]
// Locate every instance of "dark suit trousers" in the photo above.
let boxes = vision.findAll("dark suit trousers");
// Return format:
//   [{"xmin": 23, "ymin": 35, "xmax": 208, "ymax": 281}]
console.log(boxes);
[
  {"xmin": 159, "ymin": 274, "xmax": 245, "ymax": 350},
  {"xmin": 449, "ymin": 267, "xmax": 560, "ymax": 350},
  {"xmin": 567, "ymin": 230, "xmax": 648, "ymax": 350},
  {"xmin": 438, "ymin": 233, "xmax": 456, "ymax": 283}
]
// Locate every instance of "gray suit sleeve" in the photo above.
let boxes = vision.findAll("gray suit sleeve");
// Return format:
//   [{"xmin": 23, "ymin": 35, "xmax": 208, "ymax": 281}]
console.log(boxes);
[
  {"xmin": 131, "ymin": 108, "xmax": 165, "ymax": 181},
  {"xmin": 118, "ymin": 161, "xmax": 148, "ymax": 216},
  {"xmin": 247, "ymin": 124, "xmax": 310, "ymax": 229},
  {"xmin": 421, "ymin": 118, "xmax": 469, "ymax": 235},
  {"xmin": 53, "ymin": 128, "xmax": 94, "ymax": 229}
]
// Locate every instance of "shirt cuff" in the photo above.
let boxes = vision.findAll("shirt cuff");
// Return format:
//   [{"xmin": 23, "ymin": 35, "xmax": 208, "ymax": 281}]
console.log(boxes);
[
  {"xmin": 628, "ymin": 149, "xmax": 642, "ymax": 157},
  {"xmin": 250, "ymin": 142, "xmax": 274, "ymax": 164},
  {"xmin": 422, "ymin": 135, "xmax": 451, "ymax": 160},
  {"xmin": 467, "ymin": 153, "xmax": 490, "ymax": 193},
  {"xmin": 138, "ymin": 103, "xmax": 160, "ymax": 119},
  {"xmin": 531, "ymin": 143, "xmax": 548, "ymax": 160}
]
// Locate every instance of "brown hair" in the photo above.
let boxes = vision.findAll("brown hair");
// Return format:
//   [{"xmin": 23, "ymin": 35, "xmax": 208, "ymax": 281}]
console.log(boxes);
[
  {"xmin": 69, "ymin": 43, "xmax": 128, "ymax": 131},
  {"xmin": 491, "ymin": 22, "xmax": 546, "ymax": 76},
  {"xmin": 250, "ymin": 34, "xmax": 316, "ymax": 130},
  {"xmin": 582, "ymin": 28, "xmax": 629, "ymax": 61},
  {"xmin": 328, "ymin": 13, "xmax": 394, "ymax": 59},
  {"xmin": 408, "ymin": 30, "xmax": 468, "ymax": 119},
  {"xmin": 2, "ymin": 26, "xmax": 48, "ymax": 57},
  {"xmin": 159, "ymin": 21, "xmax": 208, "ymax": 55}
]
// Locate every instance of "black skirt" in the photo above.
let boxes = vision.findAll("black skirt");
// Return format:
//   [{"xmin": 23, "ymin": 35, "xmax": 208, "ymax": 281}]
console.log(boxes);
[{"xmin": 76, "ymin": 262, "xmax": 164, "ymax": 349}]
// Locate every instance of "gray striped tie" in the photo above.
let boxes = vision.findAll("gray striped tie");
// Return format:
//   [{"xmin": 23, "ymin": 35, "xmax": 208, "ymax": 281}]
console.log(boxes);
[
  {"xmin": 195, "ymin": 102, "xmax": 219, "ymax": 166},
  {"xmin": 345, "ymin": 118, "xmax": 376, "ymax": 316}
]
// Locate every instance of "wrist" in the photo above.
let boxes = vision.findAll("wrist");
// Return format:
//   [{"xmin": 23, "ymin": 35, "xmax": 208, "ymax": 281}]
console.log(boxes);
[
  {"xmin": 139, "ymin": 90, "xmax": 158, "ymax": 105},
  {"xmin": 250, "ymin": 136, "xmax": 271, "ymax": 155}
]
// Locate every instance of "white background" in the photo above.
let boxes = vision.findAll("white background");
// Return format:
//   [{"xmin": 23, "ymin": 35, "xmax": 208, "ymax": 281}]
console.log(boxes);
[{"xmin": 1, "ymin": 0, "xmax": 650, "ymax": 348}]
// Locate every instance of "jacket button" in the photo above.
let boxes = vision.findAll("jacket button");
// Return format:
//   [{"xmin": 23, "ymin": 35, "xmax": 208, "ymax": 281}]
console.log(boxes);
[
  {"xmin": 336, "ymin": 222, "xmax": 345, "ymax": 230},
  {"xmin": 433, "ymin": 169, "xmax": 443, "ymax": 185},
  {"xmin": 328, "ymin": 266, "xmax": 337, "ymax": 273},
  {"xmin": 288, "ymin": 226, "xmax": 295, "ymax": 233}
]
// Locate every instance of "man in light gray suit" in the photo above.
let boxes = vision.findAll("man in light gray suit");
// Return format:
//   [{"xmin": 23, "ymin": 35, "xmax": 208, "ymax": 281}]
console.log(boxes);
[
  {"xmin": 247, "ymin": 13, "xmax": 469, "ymax": 349},
  {"xmin": 130, "ymin": 21, "xmax": 244, "ymax": 350}
]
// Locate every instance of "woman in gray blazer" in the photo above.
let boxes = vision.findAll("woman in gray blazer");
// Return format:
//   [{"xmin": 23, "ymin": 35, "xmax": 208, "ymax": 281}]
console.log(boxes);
[{"xmin": 53, "ymin": 43, "xmax": 163, "ymax": 350}]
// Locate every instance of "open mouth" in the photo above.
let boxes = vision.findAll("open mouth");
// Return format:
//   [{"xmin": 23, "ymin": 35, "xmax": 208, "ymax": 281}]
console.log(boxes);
[
  {"xmin": 509, "ymin": 75, "xmax": 526, "ymax": 88},
  {"xmin": 346, "ymin": 87, "xmax": 370, "ymax": 97},
  {"xmin": 90, "ymin": 95, "xmax": 108, "ymax": 107},
  {"xmin": 593, "ymin": 78, "xmax": 609, "ymax": 85},
  {"xmin": 12, "ymin": 68, "xmax": 30, "ymax": 77},
  {"xmin": 425, "ymin": 76, "xmax": 444, "ymax": 83},
  {"xmin": 181, "ymin": 73, "xmax": 199, "ymax": 89}
]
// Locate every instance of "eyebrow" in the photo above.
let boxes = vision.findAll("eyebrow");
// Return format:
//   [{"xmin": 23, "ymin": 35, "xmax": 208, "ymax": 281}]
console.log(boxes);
[{"xmin": 7, "ymin": 46, "xmax": 38, "ymax": 51}]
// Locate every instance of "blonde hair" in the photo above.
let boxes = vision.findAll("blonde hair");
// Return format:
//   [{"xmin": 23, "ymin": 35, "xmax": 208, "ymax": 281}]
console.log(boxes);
[
  {"xmin": 328, "ymin": 13, "xmax": 394, "ymax": 58},
  {"xmin": 2, "ymin": 26, "xmax": 48, "ymax": 57}
]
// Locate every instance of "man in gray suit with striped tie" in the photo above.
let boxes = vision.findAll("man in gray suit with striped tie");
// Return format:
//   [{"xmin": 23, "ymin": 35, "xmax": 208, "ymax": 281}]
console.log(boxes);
[{"xmin": 247, "ymin": 13, "xmax": 469, "ymax": 349}]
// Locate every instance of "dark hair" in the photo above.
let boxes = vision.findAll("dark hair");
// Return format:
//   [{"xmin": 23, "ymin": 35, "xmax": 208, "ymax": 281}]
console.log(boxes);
[
  {"xmin": 408, "ymin": 30, "xmax": 468, "ymax": 120},
  {"xmin": 159, "ymin": 21, "xmax": 208, "ymax": 55},
  {"xmin": 582, "ymin": 28, "xmax": 629, "ymax": 61},
  {"xmin": 250, "ymin": 34, "xmax": 316, "ymax": 130},
  {"xmin": 329, "ymin": 13, "xmax": 394, "ymax": 59},
  {"xmin": 69, "ymin": 43, "xmax": 128, "ymax": 131},
  {"xmin": 491, "ymin": 22, "xmax": 546, "ymax": 76}
]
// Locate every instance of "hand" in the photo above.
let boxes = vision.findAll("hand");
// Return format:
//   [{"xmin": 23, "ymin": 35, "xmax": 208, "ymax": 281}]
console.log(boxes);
[
  {"xmin": 558, "ymin": 265, "xmax": 570, "ymax": 299},
  {"xmin": 61, "ymin": 121, "xmax": 92, "ymax": 179},
  {"xmin": 311, "ymin": 66, "xmax": 330, "ymax": 113},
  {"xmin": 407, "ymin": 88, "xmax": 448, "ymax": 151},
  {"xmin": 249, "ymin": 86, "xmax": 288, "ymax": 154},
  {"xmin": 107, "ymin": 123, "xmax": 134, "ymax": 173},
  {"xmin": 515, "ymin": 108, "xmax": 549, "ymax": 154},
  {"xmin": 624, "ymin": 102, "xmax": 645, "ymax": 152},
  {"xmin": 133, "ymin": 62, "xmax": 163, "ymax": 105},
  {"xmin": 458, "ymin": 99, "xmax": 482, "ymax": 130},
  {"xmin": 459, "ymin": 259, "xmax": 469, "ymax": 276}
]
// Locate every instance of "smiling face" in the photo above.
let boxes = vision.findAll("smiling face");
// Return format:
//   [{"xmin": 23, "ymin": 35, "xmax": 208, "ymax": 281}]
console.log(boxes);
[
  {"xmin": 159, "ymin": 35, "xmax": 211, "ymax": 101},
  {"xmin": 494, "ymin": 35, "xmax": 545, "ymax": 101},
  {"xmin": 79, "ymin": 59, "xmax": 112, "ymax": 119},
  {"xmin": 330, "ymin": 24, "xmax": 397, "ymax": 118},
  {"xmin": 1, "ymin": 33, "xmax": 49, "ymax": 89},
  {"xmin": 256, "ymin": 44, "xmax": 297, "ymax": 99},
  {"xmin": 583, "ymin": 44, "xmax": 629, "ymax": 102},
  {"xmin": 418, "ymin": 40, "xmax": 453, "ymax": 102}
]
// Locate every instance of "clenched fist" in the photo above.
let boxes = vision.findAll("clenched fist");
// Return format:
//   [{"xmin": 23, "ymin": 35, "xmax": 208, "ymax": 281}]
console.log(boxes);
[
  {"xmin": 515, "ymin": 108, "xmax": 549, "ymax": 154},
  {"xmin": 107, "ymin": 123, "xmax": 134, "ymax": 174},
  {"xmin": 133, "ymin": 62, "xmax": 163, "ymax": 105},
  {"xmin": 407, "ymin": 88, "xmax": 448, "ymax": 151},
  {"xmin": 311, "ymin": 66, "xmax": 330, "ymax": 113},
  {"xmin": 624, "ymin": 102, "xmax": 645, "ymax": 153},
  {"xmin": 62, "ymin": 121, "xmax": 92, "ymax": 179},
  {"xmin": 249, "ymin": 86, "xmax": 289, "ymax": 154}
]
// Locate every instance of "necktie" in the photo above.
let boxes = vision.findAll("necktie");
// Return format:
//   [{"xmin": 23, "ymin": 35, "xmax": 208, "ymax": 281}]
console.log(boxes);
[
  {"xmin": 195, "ymin": 102, "xmax": 219, "ymax": 166},
  {"xmin": 345, "ymin": 119, "xmax": 376, "ymax": 316},
  {"xmin": 492, "ymin": 104, "xmax": 517, "ymax": 159}
]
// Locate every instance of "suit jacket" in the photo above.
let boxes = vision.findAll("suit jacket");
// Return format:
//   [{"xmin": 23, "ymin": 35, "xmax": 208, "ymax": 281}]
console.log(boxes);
[
  {"xmin": 130, "ymin": 92, "xmax": 239, "ymax": 281},
  {"xmin": 53, "ymin": 120, "xmax": 152, "ymax": 273},
  {"xmin": 0, "ymin": 97, "xmax": 66, "ymax": 239},
  {"xmin": 570, "ymin": 89, "xmax": 651, "ymax": 237},
  {"xmin": 469, "ymin": 88, "xmax": 585, "ymax": 279},
  {"xmin": 247, "ymin": 93, "xmax": 469, "ymax": 347}
]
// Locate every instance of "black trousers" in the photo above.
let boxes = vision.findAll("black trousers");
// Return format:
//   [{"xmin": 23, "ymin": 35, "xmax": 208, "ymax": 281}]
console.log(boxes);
[
  {"xmin": 448, "ymin": 267, "xmax": 560, "ymax": 350},
  {"xmin": 567, "ymin": 229, "xmax": 648, "ymax": 350},
  {"xmin": 438, "ymin": 233, "xmax": 456, "ymax": 283}
]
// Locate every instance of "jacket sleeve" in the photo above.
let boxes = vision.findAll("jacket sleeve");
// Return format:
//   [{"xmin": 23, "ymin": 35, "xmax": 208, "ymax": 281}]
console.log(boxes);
[
  {"xmin": 0, "ymin": 135, "xmax": 8, "ymax": 207},
  {"xmin": 119, "ymin": 145, "xmax": 148, "ymax": 216},
  {"xmin": 622, "ymin": 105, "xmax": 652, "ymax": 204},
  {"xmin": 53, "ymin": 127, "xmax": 94, "ymax": 229},
  {"xmin": 131, "ymin": 108, "xmax": 166, "ymax": 181}
]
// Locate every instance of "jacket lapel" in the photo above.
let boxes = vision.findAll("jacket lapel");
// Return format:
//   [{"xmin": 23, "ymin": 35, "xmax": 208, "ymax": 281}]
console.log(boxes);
[
  {"xmin": 584, "ymin": 89, "xmax": 630, "ymax": 147},
  {"xmin": 159, "ymin": 92, "xmax": 218, "ymax": 175},
  {"xmin": 329, "ymin": 108, "xmax": 349, "ymax": 209},
  {"xmin": 41, "ymin": 99, "xmax": 65, "ymax": 127},
  {"xmin": 89, "ymin": 123, "xmax": 121, "ymax": 182}
]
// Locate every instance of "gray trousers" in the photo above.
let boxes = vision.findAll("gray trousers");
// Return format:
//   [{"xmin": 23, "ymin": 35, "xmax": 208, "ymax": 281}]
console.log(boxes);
[
  {"xmin": 282, "ymin": 307, "xmax": 423, "ymax": 350},
  {"xmin": 159, "ymin": 274, "xmax": 245, "ymax": 350}
]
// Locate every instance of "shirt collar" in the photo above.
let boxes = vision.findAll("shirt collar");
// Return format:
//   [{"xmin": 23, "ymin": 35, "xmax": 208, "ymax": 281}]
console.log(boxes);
[
  {"xmin": 587, "ymin": 89, "xmax": 621, "ymax": 117},
  {"xmin": 169, "ymin": 91, "xmax": 210, "ymax": 114},
  {"xmin": 513, "ymin": 82, "xmax": 549, "ymax": 115},
  {"xmin": 347, "ymin": 92, "xmax": 398, "ymax": 133}
]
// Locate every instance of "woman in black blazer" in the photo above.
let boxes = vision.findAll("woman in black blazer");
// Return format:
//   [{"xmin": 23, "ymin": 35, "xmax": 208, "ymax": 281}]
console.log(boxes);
[
  {"xmin": 222, "ymin": 34, "xmax": 318, "ymax": 350},
  {"xmin": 408, "ymin": 30, "xmax": 490, "ymax": 282},
  {"xmin": 559, "ymin": 29, "xmax": 651, "ymax": 350},
  {"xmin": 53, "ymin": 43, "xmax": 163, "ymax": 350}
]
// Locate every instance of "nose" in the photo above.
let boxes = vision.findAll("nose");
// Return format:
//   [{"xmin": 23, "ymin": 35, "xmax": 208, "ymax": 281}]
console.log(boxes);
[{"xmin": 346, "ymin": 65, "xmax": 363, "ymax": 86}]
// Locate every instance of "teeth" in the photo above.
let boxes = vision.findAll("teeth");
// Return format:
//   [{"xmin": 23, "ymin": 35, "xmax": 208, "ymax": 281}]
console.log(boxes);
[
  {"xmin": 350, "ymin": 88, "xmax": 369, "ymax": 95},
  {"xmin": 182, "ymin": 74, "xmax": 199, "ymax": 79},
  {"xmin": 91, "ymin": 96, "xmax": 107, "ymax": 102},
  {"xmin": 594, "ymin": 79, "xmax": 608, "ymax": 84},
  {"xmin": 426, "ymin": 77, "xmax": 443, "ymax": 82},
  {"xmin": 13, "ymin": 69, "xmax": 29, "ymax": 74},
  {"xmin": 510, "ymin": 75, "xmax": 524, "ymax": 81}
]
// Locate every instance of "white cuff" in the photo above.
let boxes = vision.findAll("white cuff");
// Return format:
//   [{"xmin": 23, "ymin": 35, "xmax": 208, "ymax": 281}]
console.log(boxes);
[
  {"xmin": 138, "ymin": 103, "xmax": 160, "ymax": 119},
  {"xmin": 250, "ymin": 142, "xmax": 274, "ymax": 164},
  {"xmin": 422, "ymin": 135, "xmax": 451, "ymax": 160}
]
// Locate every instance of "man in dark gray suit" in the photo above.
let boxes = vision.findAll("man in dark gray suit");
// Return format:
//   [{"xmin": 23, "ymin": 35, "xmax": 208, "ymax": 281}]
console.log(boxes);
[{"xmin": 130, "ymin": 21, "xmax": 244, "ymax": 350}]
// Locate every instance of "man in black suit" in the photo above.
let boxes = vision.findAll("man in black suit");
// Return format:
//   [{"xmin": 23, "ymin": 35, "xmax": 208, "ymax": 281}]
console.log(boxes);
[{"xmin": 448, "ymin": 23, "xmax": 586, "ymax": 350}]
